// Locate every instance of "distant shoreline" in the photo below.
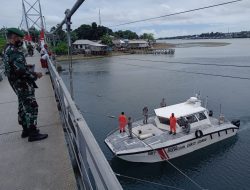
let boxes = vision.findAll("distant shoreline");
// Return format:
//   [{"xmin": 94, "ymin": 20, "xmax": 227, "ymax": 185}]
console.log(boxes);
[
  {"xmin": 55, "ymin": 51, "xmax": 132, "ymax": 62},
  {"xmin": 56, "ymin": 43, "xmax": 175, "ymax": 62},
  {"xmin": 55, "ymin": 41, "xmax": 230, "ymax": 62},
  {"xmin": 173, "ymin": 42, "xmax": 231, "ymax": 48}
]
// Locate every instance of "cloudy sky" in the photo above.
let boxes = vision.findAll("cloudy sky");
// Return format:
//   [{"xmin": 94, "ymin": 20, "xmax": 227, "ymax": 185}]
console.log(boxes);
[{"xmin": 1, "ymin": 0, "xmax": 250, "ymax": 37}]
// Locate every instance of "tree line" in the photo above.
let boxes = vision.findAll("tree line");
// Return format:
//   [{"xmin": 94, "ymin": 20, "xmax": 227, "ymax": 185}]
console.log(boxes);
[
  {"xmin": 159, "ymin": 30, "xmax": 250, "ymax": 40},
  {"xmin": 0, "ymin": 23, "xmax": 155, "ymax": 55},
  {"xmin": 51, "ymin": 22, "xmax": 154, "ymax": 44},
  {"xmin": 49, "ymin": 22, "xmax": 154, "ymax": 54}
]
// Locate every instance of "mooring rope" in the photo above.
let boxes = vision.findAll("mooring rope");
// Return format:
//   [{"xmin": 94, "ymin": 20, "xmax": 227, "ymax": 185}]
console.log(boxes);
[
  {"xmin": 131, "ymin": 130, "xmax": 206, "ymax": 190},
  {"xmin": 115, "ymin": 172, "xmax": 185, "ymax": 190}
]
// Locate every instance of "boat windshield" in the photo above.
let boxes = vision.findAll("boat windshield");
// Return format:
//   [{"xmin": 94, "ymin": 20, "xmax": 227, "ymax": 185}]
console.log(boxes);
[
  {"xmin": 196, "ymin": 112, "xmax": 207, "ymax": 121},
  {"xmin": 177, "ymin": 117, "xmax": 186, "ymax": 127},
  {"xmin": 186, "ymin": 115, "xmax": 198, "ymax": 123},
  {"xmin": 158, "ymin": 116, "xmax": 170, "ymax": 125}
]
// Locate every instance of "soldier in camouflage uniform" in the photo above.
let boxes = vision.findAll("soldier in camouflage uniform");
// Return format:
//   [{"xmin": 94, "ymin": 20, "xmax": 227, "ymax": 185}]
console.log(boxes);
[{"xmin": 2, "ymin": 28, "xmax": 48, "ymax": 142}]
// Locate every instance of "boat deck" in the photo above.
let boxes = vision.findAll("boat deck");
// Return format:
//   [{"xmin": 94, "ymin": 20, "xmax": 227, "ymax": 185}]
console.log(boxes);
[
  {"xmin": 0, "ymin": 54, "xmax": 77, "ymax": 190},
  {"xmin": 106, "ymin": 116, "xmax": 232, "ymax": 154}
]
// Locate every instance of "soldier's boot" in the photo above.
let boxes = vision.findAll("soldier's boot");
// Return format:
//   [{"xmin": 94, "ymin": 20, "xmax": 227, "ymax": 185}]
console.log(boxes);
[
  {"xmin": 19, "ymin": 117, "xmax": 28, "ymax": 138},
  {"xmin": 28, "ymin": 126, "xmax": 48, "ymax": 142},
  {"xmin": 19, "ymin": 116, "xmax": 30, "ymax": 138},
  {"xmin": 21, "ymin": 125, "xmax": 40, "ymax": 138},
  {"xmin": 21, "ymin": 125, "xmax": 29, "ymax": 138}
]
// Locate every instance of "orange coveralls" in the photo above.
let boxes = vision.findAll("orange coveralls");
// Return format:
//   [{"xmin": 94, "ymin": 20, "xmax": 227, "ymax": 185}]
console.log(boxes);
[
  {"xmin": 119, "ymin": 114, "xmax": 127, "ymax": 132},
  {"xmin": 170, "ymin": 116, "xmax": 177, "ymax": 133}
]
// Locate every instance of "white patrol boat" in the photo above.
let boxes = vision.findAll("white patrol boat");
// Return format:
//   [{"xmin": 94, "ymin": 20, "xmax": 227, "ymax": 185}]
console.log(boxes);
[{"xmin": 105, "ymin": 96, "xmax": 240, "ymax": 163}]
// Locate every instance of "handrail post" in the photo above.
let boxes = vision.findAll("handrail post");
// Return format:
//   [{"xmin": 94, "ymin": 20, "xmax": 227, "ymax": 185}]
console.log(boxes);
[{"xmin": 65, "ymin": 9, "xmax": 74, "ymax": 100}]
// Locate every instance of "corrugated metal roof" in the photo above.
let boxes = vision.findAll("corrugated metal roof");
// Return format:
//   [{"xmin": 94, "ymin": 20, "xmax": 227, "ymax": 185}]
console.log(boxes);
[
  {"xmin": 128, "ymin": 40, "xmax": 148, "ymax": 44},
  {"xmin": 73, "ymin": 40, "xmax": 107, "ymax": 47},
  {"xmin": 112, "ymin": 39, "xmax": 125, "ymax": 44}
]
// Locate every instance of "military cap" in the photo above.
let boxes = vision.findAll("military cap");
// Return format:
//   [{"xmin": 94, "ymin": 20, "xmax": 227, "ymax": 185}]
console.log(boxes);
[{"xmin": 7, "ymin": 28, "xmax": 24, "ymax": 37}]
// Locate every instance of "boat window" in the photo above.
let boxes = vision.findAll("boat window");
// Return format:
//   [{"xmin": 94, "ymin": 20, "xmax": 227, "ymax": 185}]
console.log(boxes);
[
  {"xmin": 197, "ymin": 112, "xmax": 207, "ymax": 121},
  {"xmin": 186, "ymin": 115, "xmax": 198, "ymax": 124},
  {"xmin": 158, "ymin": 117, "xmax": 170, "ymax": 125},
  {"xmin": 177, "ymin": 117, "xmax": 186, "ymax": 127}
]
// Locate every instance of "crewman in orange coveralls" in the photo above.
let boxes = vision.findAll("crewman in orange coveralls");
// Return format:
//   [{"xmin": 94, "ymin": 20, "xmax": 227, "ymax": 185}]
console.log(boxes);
[
  {"xmin": 119, "ymin": 112, "xmax": 127, "ymax": 133},
  {"xmin": 169, "ymin": 113, "xmax": 177, "ymax": 135}
]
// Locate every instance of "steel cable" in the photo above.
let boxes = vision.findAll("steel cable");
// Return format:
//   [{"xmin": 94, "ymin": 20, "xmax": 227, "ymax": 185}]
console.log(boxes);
[
  {"xmin": 116, "ymin": 57, "xmax": 250, "ymax": 68},
  {"xmin": 115, "ymin": 173, "xmax": 185, "ymax": 190},
  {"xmin": 109, "ymin": 0, "xmax": 243, "ymax": 27},
  {"xmin": 128, "ymin": 131, "xmax": 206, "ymax": 190},
  {"xmin": 115, "ymin": 61, "xmax": 250, "ymax": 81}
]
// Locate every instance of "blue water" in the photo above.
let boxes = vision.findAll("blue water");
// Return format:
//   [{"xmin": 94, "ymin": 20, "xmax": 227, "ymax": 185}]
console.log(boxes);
[{"xmin": 60, "ymin": 39, "xmax": 250, "ymax": 190}]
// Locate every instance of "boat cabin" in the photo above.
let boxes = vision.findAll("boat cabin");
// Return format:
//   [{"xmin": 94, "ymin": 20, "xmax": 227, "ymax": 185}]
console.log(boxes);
[{"xmin": 154, "ymin": 97, "xmax": 211, "ymax": 133}]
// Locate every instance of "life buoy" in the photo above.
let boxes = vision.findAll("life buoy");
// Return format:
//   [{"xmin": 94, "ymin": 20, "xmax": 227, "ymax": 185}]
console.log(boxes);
[{"xmin": 195, "ymin": 130, "xmax": 203, "ymax": 138}]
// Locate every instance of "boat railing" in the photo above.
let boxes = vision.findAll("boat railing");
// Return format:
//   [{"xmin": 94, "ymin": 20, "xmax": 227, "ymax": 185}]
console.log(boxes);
[
  {"xmin": 219, "ymin": 115, "xmax": 232, "ymax": 124},
  {"xmin": 47, "ymin": 57, "xmax": 122, "ymax": 190},
  {"xmin": 106, "ymin": 115, "xmax": 158, "ymax": 150},
  {"xmin": 106, "ymin": 114, "xmax": 155, "ymax": 137},
  {"xmin": 106, "ymin": 127, "xmax": 119, "ymax": 137}
]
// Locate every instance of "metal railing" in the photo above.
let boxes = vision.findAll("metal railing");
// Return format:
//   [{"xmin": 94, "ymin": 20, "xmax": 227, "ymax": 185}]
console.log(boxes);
[{"xmin": 47, "ymin": 58, "xmax": 123, "ymax": 190}]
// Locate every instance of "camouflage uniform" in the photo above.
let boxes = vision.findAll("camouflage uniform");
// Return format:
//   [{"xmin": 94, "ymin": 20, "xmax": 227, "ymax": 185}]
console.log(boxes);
[{"xmin": 3, "ymin": 44, "xmax": 38, "ymax": 129}]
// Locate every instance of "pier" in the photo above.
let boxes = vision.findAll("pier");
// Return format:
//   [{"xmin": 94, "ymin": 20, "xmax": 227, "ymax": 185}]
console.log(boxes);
[{"xmin": 125, "ymin": 48, "xmax": 175, "ymax": 55}]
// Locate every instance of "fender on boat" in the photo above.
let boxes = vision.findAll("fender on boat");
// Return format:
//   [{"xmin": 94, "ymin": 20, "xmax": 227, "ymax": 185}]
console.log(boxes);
[{"xmin": 195, "ymin": 130, "xmax": 203, "ymax": 138}]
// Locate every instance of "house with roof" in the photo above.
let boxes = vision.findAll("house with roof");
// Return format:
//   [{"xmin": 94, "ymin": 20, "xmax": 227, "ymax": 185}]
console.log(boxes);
[
  {"xmin": 112, "ymin": 39, "xmax": 126, "ymax": 48},
  {"xmin": 127, "ymin": 40, "xmax": 149, "ymax": 49},
  {"xmin": 73, "ymin": 39, "xmax": 108, "ymax": 55}
]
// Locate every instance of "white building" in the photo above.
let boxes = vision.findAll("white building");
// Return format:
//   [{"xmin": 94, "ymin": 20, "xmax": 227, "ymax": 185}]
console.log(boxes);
[
  {"xmin": 128, "ymin": 40, "xmax": 149, "ymax": 49},
  {"xmin": 112, "ymin": 39, "xmax": 126, "ymax": 48},
  {"xmin": 73, "ymin": 40, "xmax": 107, "ymax": 54}
]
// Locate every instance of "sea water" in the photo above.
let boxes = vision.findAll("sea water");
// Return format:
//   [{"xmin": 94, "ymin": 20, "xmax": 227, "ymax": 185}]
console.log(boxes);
[{"xmin": 60, "ymin": 38, "xmax": 250, "ymax": 190}]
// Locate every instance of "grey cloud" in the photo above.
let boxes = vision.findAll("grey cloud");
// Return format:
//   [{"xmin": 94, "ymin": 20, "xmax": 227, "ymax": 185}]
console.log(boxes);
[{"xmin": 1, "ymin": 0, "xmax": 249, "ymax": 37}]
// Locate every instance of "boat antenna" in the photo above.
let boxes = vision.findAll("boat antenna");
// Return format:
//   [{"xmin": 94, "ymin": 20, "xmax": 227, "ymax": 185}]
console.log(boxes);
[
  {"xmin": 197, "ymin": 91, "xmax": 201, "ymax": 100},
  {"xmin": 219, "ymin": 104, "xmax": 222, "ymax": 116},
  {"xmin": 218, "ymin": 103, "xmax": 225, "ymax": 125},
  {"xmin": 205, "ymin": 96, "xmax": 208, "ymax": 109},
  {"xmin": 194, "ymin": 90, "xmax": 201, "ymax": 99}
]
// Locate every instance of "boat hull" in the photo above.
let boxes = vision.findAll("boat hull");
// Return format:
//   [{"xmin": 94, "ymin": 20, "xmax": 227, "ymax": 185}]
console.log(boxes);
[{"xmin": 116, "ymin": 127, "xmax": 238, "ymax": 163}]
